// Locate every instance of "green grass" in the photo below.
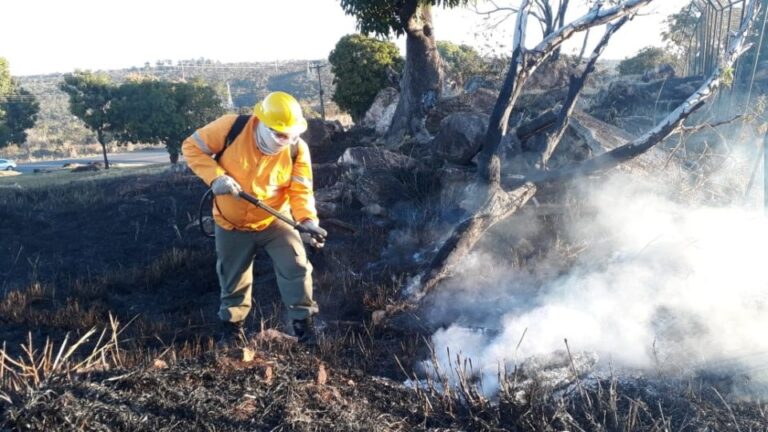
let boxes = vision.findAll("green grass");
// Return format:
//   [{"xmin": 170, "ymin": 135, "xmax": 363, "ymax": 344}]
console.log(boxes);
[{"xmin": 0, "ymin": 163, "xmax": 169, "ymax": 189}]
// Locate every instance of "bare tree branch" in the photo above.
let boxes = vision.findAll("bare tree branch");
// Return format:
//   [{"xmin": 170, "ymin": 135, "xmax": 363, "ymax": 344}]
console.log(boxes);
[
  {"xmin": 518, "ymin": 0, "xmax": 758, "ymax": 185},
  {"xmin": 478, "ymin": 0, "xmax": 655, "ymax": 183},
  {"xmin": 469, "ymin": 0, "xmax": 519, "ymax": 17},
  {"xmin": 535, "ymin": 15, "xmax": 632, "ymax": 168}
]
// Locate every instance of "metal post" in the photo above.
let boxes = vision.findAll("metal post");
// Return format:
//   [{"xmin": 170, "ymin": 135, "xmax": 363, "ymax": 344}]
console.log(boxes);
[
  {"xmin": 309, "ymin": 63, "xmax": 327, "ymax": 121},
  {"xmin": 764, "ymin": 132, "xmax": 768, "ymax": 212}
]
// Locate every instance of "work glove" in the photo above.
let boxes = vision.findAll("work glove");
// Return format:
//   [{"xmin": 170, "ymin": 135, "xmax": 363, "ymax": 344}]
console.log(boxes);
[
  {"xmin": 211, "ymin": 175, "xmax": 242, "ymax": 198},
  {"xmin": 300, "ymin": 220, "xmax": 327, "ymax": 249}
]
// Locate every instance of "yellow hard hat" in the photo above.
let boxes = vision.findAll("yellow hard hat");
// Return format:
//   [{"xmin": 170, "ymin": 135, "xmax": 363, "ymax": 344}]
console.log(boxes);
[{"xmin": 253, "ymin": 91, "xmax": 308, "ymax": 135}]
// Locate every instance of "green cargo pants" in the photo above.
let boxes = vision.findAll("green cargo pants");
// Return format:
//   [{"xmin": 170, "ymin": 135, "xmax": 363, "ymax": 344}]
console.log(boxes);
[{"xmin": 215, "ymin": 221, "xmax": 318, "ymax": 323}]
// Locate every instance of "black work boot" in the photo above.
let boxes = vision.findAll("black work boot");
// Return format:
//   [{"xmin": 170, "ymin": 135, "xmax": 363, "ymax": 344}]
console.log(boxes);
[
  {"xmin": 292, "ymin": 317, "xmax": 318, "ymax": 346},
  {"xmin": 217, "ymin": 320, "xmax": 246, "ymax": 347}
]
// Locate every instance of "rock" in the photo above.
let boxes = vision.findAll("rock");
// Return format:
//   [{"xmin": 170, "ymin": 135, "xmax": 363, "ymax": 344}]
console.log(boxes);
[
  {"xmin": 362, "ymin": 203, "xmax": 385, "ymax": 216},
  {"xmin": 569, "ymin": 110, "xmax": 635, "ymax": 154},
  {"xmin": 316, "ymin": 201, "xmax": 338, "ymax": 218},
  {"xmin": 71, "ymin": 163, "xmax": 101, "ymax": 173},
  {"xmin": 432, "ymin": 112, "xmax": 489, "ymax": 165},
  {"xmin": 354, "ymin": 171, "xmax": 409, "ymax": 208},
  {"xmin": 302, "ymin": 118, "xmax": 344, "ymax": 148},
  {"xmin": 467, "ymin": 87, "xmax": 498, "ymax": 114},
  {"xmin": 338, "ymin": 147, "xmax": 417, "ymax": 171},
  {"xmin": 553, "ymin": 110, "xmax": 669, "ymax": 174},
  {"xmin": 589, "ymin": 76, "xmax": 705, "ymax": 134},
  {"xmin": 337, "ymin": 148, "xmax": 419, "ymax": 209},
  {"xmin": 372, "ymin": 310, "xmax": 386, "ymax": 326},
  {"xmin": 314, "ymin": 182, "xmax": 345, "ymax": 202},
  {"xmin": 642, "ymin": 63, "xmax": 676, "ymax": 82},
  {"xmin": 362, "ymin": 87, "xmax": 399, "ymax": 136}
]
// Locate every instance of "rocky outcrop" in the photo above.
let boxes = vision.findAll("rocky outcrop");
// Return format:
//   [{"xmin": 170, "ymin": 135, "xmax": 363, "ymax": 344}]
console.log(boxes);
[
  {"xmin": 302, "ymin": 118, "xmax": 344, "ymax": 148},
  {"xmin": 362, "ymin": 87, "xmax": 399, "ymax": 136},
  {"xmin": 431, "ymin": 112, "xmax": 489, "ymax": 165}
]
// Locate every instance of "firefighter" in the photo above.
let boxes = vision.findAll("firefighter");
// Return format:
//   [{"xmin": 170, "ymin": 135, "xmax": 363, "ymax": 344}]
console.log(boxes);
[{"xmin": 182, "ymin": 91, "xmax": 325, "ymax": 346}]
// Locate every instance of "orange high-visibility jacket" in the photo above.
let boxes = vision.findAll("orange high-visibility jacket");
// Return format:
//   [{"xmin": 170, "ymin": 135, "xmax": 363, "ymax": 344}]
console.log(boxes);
[{"xmin": 182, "ymin": 115, "xmax": 317, "ymax": 231}]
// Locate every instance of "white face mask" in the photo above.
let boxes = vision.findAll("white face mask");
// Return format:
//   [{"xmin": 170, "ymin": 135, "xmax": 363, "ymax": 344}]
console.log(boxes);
[{"xmin": 255, "ymin": 122, "xmax": 298, "ymax": 155}]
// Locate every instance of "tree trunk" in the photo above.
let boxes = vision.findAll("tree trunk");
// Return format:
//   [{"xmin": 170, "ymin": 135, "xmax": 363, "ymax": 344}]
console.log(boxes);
[
  {"xmin": 416, "ymin": 180, "xmax": 537, "ymax": 302},
  {"xmin": 384, "ymin": 3, "xmax": 443, "ymax": 148},
  {"xmin": 97, "ymin": 130, "xmax": 110, "ymax": 169},
  {"xmin": 169, "ymin": 150, "xmax": 180, "ymax": 164}
]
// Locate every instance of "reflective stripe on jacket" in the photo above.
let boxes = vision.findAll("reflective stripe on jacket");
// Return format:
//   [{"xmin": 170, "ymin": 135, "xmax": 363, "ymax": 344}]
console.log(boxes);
[{"xmin": 182, "ymin": 114, "xmax": 317, "ymax": 231}]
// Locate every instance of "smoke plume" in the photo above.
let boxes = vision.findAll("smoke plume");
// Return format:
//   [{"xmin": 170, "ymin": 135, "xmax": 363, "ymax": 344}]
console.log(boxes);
[{"xmin": 425, "ymin": 172, "xmax": 768, "ymax": 395}]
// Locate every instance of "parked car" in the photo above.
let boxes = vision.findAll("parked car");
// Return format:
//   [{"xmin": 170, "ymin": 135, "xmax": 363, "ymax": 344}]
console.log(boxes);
[{"xmin": 0, "ymin": 159, "xmax": 17, "ymax": 171}]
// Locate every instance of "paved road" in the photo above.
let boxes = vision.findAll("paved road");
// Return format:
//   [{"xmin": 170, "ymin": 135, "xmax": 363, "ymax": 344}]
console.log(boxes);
[{"xmin": 15, "ymin": 150, "xmax": 170, "ymax": 174}]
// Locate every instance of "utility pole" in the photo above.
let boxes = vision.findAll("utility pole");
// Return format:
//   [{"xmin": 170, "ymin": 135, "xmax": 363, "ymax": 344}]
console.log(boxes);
[{"xmin": 309, "ymin": 63, "xmax": 327, "ymax": 121}]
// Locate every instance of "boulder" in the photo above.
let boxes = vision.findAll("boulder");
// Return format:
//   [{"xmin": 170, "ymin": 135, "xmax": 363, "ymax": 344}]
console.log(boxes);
[
  {"xmin": 353, "ymin": 171, "xmax": 410, "ymax": 208},
  {"xmin": 72, "ymin": 163, "xmax": 101, "ymax": 173},
  {"xmin": 316, "ymin": 201, "xmax": 339, "ymax": 218},
  {"xmin": 302, "ymin": 118, "xmax": 344, "ymax": 148},
  {"xmin": 431, "ymin": 112, "xmax": 489, "ymax": 165},
  {"xmin": 362, "ymin": 87, "xmax": 399, "ymax": 136},
  {"xmin": 589, "ymin": 75, "xmax": 705, "ymax": 134},
  {"xmin": 338, "ymin": 147, "xmax": 417, "ymax": 171},
  {"xmin": 314, "ymin": 182, "xmax": 345, "ymax": 202},
  {"xmin": 337, "ymin": 147, "xmax": 418, "ymax": 209},
  {"xmin": 642, "ymin": 63, "xmax": 676, "ymax": 82}
]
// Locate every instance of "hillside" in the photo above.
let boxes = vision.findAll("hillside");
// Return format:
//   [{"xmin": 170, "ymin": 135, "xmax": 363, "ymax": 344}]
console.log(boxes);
[{"xmin": 12, "ymin": 59, "xmax": 336, "ymax": 158}]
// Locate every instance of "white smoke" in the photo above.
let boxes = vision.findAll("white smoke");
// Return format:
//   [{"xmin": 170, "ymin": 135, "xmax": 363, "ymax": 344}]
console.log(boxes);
[{"xmin": 425, "ymin": 172, "xmax": 768, "ymax": 395}]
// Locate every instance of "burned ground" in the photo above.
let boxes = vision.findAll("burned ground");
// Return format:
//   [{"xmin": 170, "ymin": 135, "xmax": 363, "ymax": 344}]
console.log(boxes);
[{"xmin": 1, "ymin": 125, "xmax": 767, "ymax": 430}]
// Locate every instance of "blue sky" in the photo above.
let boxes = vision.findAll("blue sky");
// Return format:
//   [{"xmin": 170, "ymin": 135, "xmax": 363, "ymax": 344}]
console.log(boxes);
[{"xmin": 2, "ymin": 0, "xmax": 689, "ymax": 76}]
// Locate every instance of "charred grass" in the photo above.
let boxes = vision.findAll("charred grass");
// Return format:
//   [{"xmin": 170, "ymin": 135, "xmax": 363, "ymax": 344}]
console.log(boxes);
[{"xmin": 1, "ymin": 167, "xmax": 767, "ymax": 430}]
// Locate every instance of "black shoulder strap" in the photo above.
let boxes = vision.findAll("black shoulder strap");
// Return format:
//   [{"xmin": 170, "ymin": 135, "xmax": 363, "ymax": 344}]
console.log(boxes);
[
  {"xmin": 290, "ymin": 140, "xmax": 299, "ymax": 165},
  {"xmin": 214, "ymin": 114, "xmax": 251, "ymax": 161},
  {"xmin": 216, "ymin": 114, "xmax": 300, "ymax": 166}
]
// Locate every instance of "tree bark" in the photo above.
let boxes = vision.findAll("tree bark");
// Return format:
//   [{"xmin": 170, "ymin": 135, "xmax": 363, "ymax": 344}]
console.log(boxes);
[
  {"xmin": 416, "ymin": 178, "xmax": 537, "ymax": 302},
  {"xmin": 384, "ymin": 2, "xmax": 443, "ymax": 148},
  {"xmin": 97, "ymin": 129, "xmax": 110, "ymax": 169}
]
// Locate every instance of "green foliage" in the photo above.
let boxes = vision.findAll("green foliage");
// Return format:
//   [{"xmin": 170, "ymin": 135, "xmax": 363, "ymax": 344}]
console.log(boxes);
[
  {"xmin": 0, "ymin": 58, "xmax": 40, "ymax": 148},
  {"xmin": 661, "ymin": 5, "xmax": 699, "ymax": 59},
  {"xmin": 0, "ymin": 57, "xmax": 11, "ymax": 97},
  {"xmin": 0, "ymin": 86, "xmax": 40, "ymax": 147},
  {"xmin": 436, "ymin": 40, "xmax": 486, "ymax": 86},
  {"xmin": 59, "ymin": 71, "xmax": 114, "ymax": 144},
  {"xmin": 328, "ymin": 34, "xmax": 403, "ymax": 121},
  {"xmin": 339, "ymin": 0, "xmax": 468, "ymax": 37},
  {"xmin": 110, "ymin": 78, "xmax": 224, "ymax": 162},
  {"xmin": 617, "ymin": 47, "xmax": 678, "ymax": 76}
]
